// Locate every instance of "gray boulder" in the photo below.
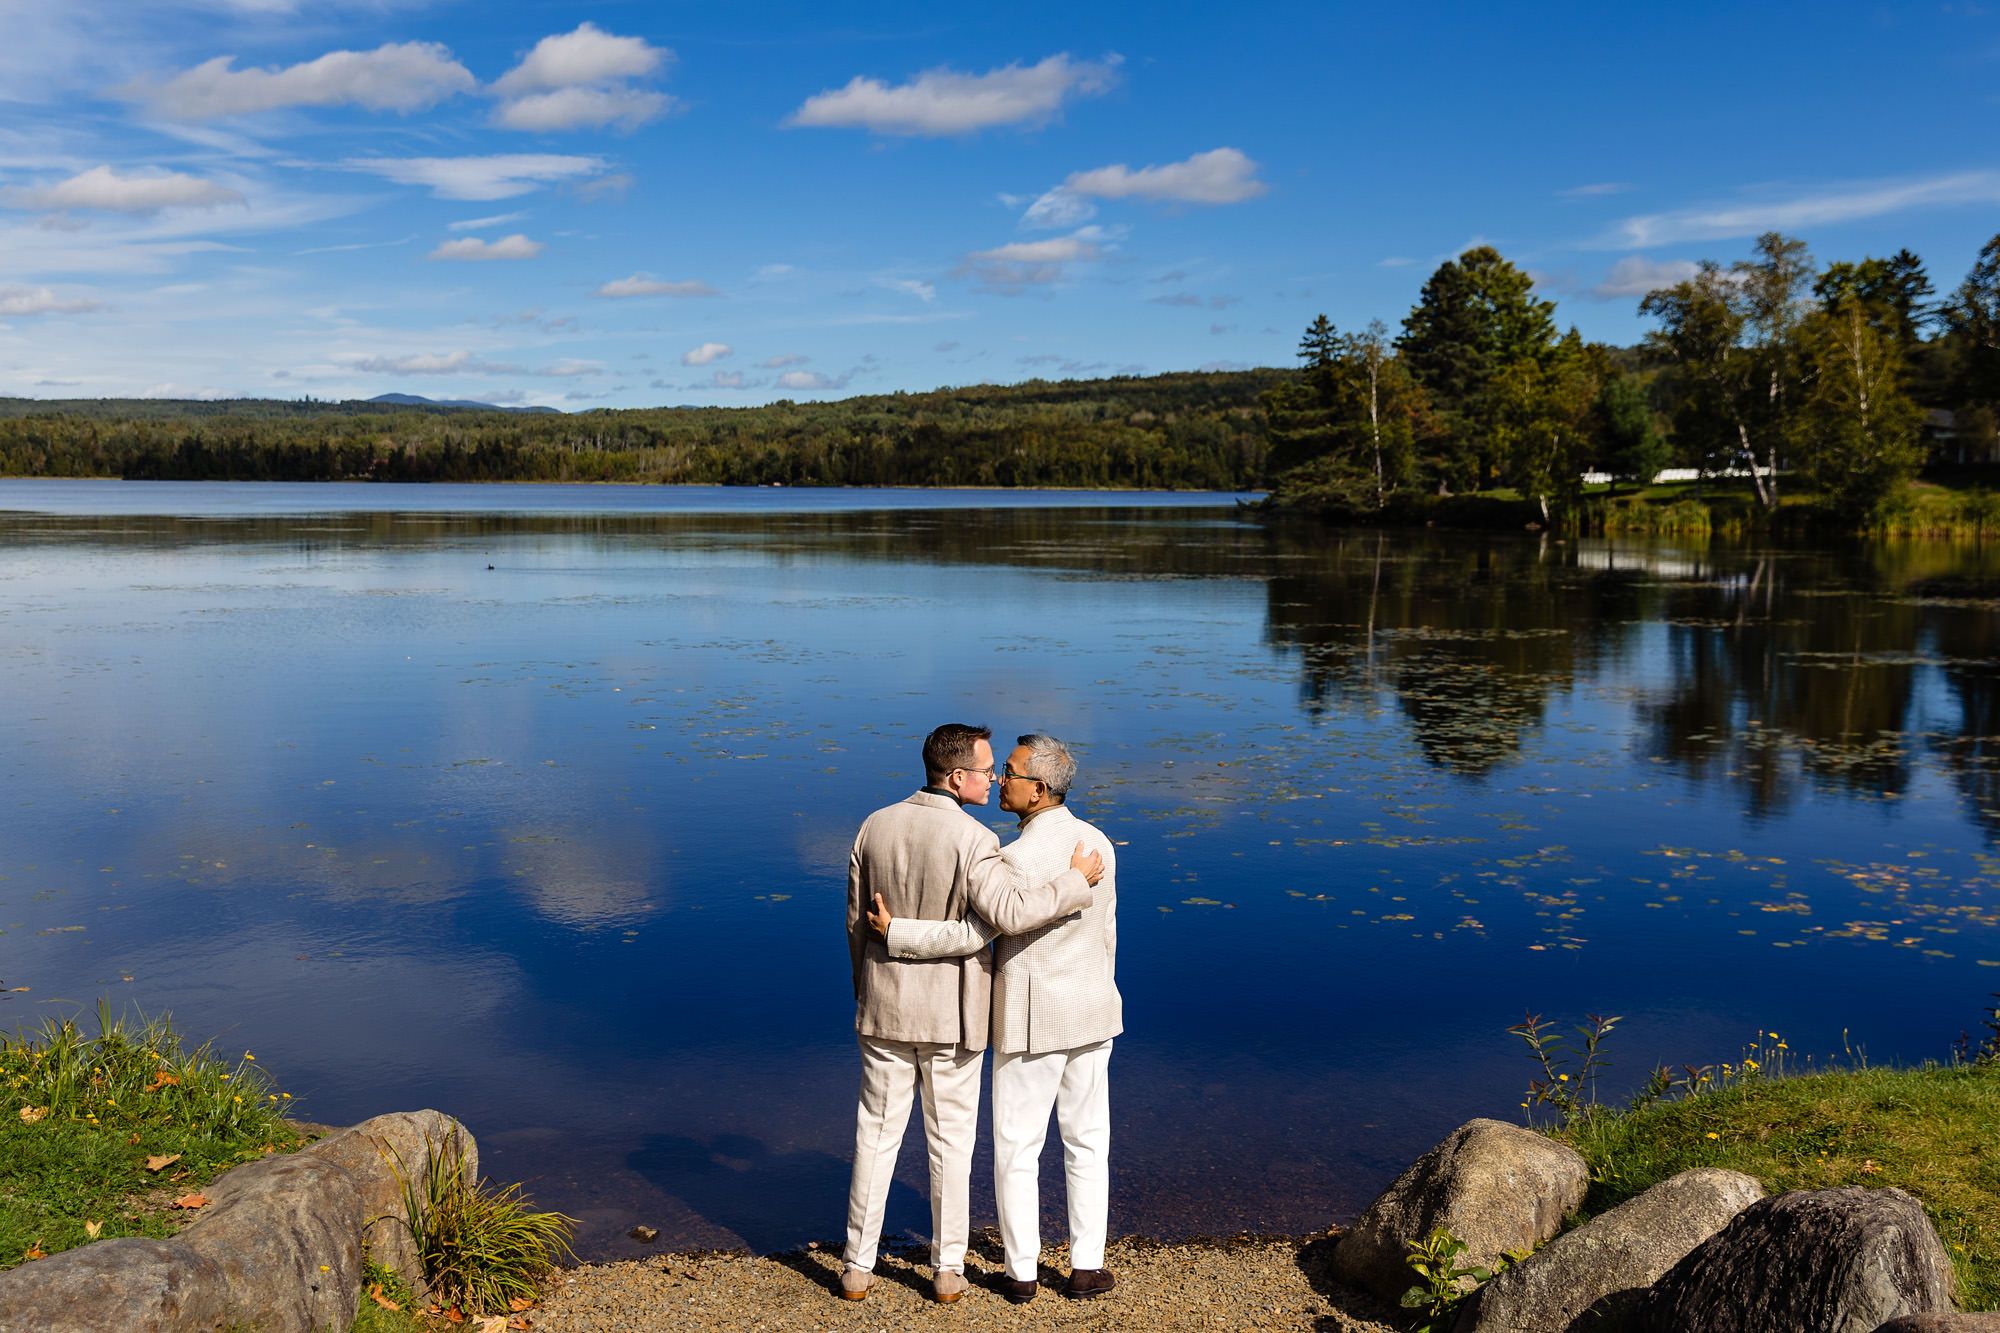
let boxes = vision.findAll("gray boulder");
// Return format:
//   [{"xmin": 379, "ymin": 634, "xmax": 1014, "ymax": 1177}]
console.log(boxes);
[
  {"xmin": 0, "ymin": 1238, "xmax": 225, "ymax": 1333},
  {"xmin": 1332, "ymin": 1118, "xmax": 1589, "ymax": 1302},
  {"xmin": 1641, "ymin": 1186, "xmax": 1955, "ymax": 1333},
  {"xmin": 1873, "ymin": 1318, "xmax": 2000, "ymax": 1332},
  {"xmin": 1455, "ymin": 1167, "xmax": 1764, "ymax": 1333},
  {"xmin": 177, "ymin": 1150, "xmax": 364, "ymax": 1333},
  {"xmin": 307, "ymin": 1109, "xmax": 476, "ymax": 1299}
]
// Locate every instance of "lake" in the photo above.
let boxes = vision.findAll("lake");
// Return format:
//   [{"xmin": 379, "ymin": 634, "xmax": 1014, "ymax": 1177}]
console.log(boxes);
[{"xmin": 2, "ymin": 480, "xmax": 1997, "ymax": 1259}]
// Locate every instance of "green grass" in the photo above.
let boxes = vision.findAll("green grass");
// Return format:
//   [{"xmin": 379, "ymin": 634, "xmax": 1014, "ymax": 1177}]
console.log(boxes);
[
  {"xmin": 1552, "ymin": 1061, "xmax": 2000, "ymax": 1309},
  {"xmin": 389, "ymin": 1132, "xmax": 575, "ymax": 1317},
  {"xmin": 0, "ymin": 1002, "xmax": 308, "ymax": 1269}
]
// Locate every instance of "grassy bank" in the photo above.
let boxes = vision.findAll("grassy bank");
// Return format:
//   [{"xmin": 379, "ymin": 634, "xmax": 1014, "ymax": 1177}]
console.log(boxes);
[
  {"xmin": 0, "ymin": 1002, "xmax": 308, "ymax": 1269},
  {"xmin": 1552, "ymin": 1060, "xmax": 2000, "ymax": 1308}
]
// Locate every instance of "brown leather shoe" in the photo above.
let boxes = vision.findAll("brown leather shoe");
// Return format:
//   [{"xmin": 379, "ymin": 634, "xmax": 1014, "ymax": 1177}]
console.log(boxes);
[
  {"xmin": 994, "ymin": 1274, "xmax": 1039, "ymax": 1304},
  {"xmin": 1064, "ymin": 1267, "xmax": 1116, "ymax": 1299},
  {"xmin": 932, "ymin": 1269, "xmax": 968, "ymax": 1303}
]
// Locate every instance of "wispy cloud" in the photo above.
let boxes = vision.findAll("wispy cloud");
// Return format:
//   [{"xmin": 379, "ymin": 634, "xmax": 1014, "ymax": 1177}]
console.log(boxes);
[
  {"xmin": 1559, "ymin": 182, "xmax": 1632, "ymax": 198},
  {"xmin": 0, "ymin": 285, "xmax": 102, "ymax": 316},
  {"xmin": 681, "ymin": 342, "xmax": 732, "ymax": 366},
  {"xmin": 1, "ymin": 167, "xmax": 243, "ymax": 215},
  {"xmin": 342, "ymin": 155, "xmax": 605, "ymax": 201},
  {"xmin": 427, "ymin": 233, "xmax": 545, "ymax": 261},
  {"xmin": 448, "ymin": 212, "xmax": 528, "ymax": 232},
  {"xmin": 954, "ymin": 225, "xmax": 1115, "ymax": 292},
  {"xmin": 594, "ymin": 274, "xmax": 718, "ymax": 298},
  {"xmin": 116, "ymin": 42, "xmax": 474, "ymax": 120},
  {"xmin": 1062, "ymin": 148, "xmax": 1266, "ymax": 205},
  {"xmin": 1591, "ymin": 256, "xmax": 1699, "ymax": 299},
  {"xmin": 786, "ymin": 53, "xmax": 1119, "ymax": 136},
  {"xmin": 1602, "ymin": 170, "xmax": 2000, "ymax": 248},
  {"xmin": 294, "ymin": 234, "xmax": 417, "ymax": 255},
  {"xmin": 879, "ymin": 277, "xmax": 936, "ymax": 302}
]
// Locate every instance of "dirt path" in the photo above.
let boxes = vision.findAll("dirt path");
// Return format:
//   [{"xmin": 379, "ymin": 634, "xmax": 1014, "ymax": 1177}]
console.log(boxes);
[{"xmin": 529, "ymin": 1230, "xmax": 1400, "ymax": 1332}]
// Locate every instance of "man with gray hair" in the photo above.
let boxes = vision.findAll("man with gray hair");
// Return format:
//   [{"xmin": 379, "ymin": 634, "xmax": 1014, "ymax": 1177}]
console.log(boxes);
[{"xmin": 868, "ymin": 732, "xmax": 1122, "ymax": 1303}]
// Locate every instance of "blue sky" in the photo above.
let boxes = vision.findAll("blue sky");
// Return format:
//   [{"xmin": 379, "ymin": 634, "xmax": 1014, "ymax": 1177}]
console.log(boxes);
[{"xmin": 2, "ymin": 1, "xmax": 1997, "ymax": 408}]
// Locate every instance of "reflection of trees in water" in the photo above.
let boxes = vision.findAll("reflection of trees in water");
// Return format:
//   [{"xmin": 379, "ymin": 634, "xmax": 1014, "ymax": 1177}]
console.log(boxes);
[
  {"xmin": 1261, "ymin": 528, "xmax": 1647, "ymax": 773},
  {"xmin": 1920, "ymin": 577, "xmax": 2000, "ymax": 843},
  {"xmin": 1632, "ymin": 547, "xmax": 2000, "ymax": 826}
]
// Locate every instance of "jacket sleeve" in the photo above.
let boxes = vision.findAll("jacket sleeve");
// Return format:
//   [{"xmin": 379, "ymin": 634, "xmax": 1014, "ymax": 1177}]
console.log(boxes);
[
  {"xmin": 885, "ymin": 912, "xmax": 998, "ymax": 959},
  {"xmin": 847, "ymin": 837, "xmax": 868, "ymax": 999},
  {"xmin": 964, "ymin": 829, "xmax": 1093, "ymax": 935}
]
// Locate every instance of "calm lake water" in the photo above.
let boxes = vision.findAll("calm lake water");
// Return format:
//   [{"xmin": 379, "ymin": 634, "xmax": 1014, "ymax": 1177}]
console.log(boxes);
[{"xmin": 3, "ymin": 480, "xmax": 1998, "ymax": 1258}]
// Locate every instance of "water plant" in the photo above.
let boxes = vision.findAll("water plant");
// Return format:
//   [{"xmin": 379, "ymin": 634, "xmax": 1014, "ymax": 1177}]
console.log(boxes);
[{"xmin": 386, "ymin": 1131, "xmax": 575, "ymax": 1317}]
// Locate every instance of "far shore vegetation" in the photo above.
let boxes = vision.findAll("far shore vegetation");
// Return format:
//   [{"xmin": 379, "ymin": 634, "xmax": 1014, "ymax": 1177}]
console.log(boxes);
[{"xmin": 2, "ymin": 229, "xmax": 1998, "ymax": 537}]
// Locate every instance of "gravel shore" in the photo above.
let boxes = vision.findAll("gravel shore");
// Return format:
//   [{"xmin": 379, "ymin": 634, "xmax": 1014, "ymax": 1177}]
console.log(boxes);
[{"xmin": 528, "ymin": 1230, "xmax": 1400, "ymax": 1332}]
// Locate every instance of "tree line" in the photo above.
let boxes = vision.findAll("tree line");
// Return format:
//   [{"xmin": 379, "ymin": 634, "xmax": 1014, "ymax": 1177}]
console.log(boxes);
[
  {"xmin": 1265, "ymin": 234, "xmax": 2000, "ymax": 520},
  {"xmin": 0, "ymin": 372, "xmax": 1281, "ymax": 491}
]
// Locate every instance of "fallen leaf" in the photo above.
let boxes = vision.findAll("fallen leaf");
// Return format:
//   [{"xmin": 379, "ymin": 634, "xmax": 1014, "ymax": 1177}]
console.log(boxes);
[
  {"xmin": 170, "ymin": 1194, "xmax": 209, "ymax": 1209},
  {"xmin": 426, "ymin": 1305, "xmax": 442, "ymax": 1316},
  {"xmin": 1860, "ymin": 1159, "xmax": 1882, "ymax": 1174},
  {"xmin": 18, "ymin": 1107, "xmax": 46, "ymax": 1124},
  {"xmin": 168, "ymin": 1171, "xmax": 187, "ymax": 1182},
  {"xmin": 367, "ymin": 1283, "xmax": 402, "ymax": 1311},
  {"xmin": 83, "ymin": 1221, "xmax": 102, "ymax": 1240},
  {"xmin": 479, "ymin": 1318, "xmax": 507, "ymax": 1333},
  {"xmin": 144, "ymin": 1154, "xmax": 181, "ymax": 1173},
  {"xmin": 509, "ymin": 1320, "xmax": 532, "ymax": 1331},
  {"xmin": 446, "ymin": 1308, "xmax": 465, "ymax": 1325},
  {"xmin": 24, "ymin": 1242, "xmax": 44, "ymax": 1260},
  {"xmin": 144, "ymin": 1072, "xmax": 180, "ymax": 1092},
  {"xmin": 507, "ymin": 1297, "xmax": 535, "ymax": 1312},
  {"xmin": 7, "ymin": 987, "xmax": 27, "ymax": 993}
]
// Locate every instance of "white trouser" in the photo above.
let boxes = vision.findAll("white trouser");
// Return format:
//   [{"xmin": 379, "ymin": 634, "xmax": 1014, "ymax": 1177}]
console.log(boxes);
[
  {"xmin": 991, "ymin": 1039, "xmax": 1113, "ymax": 1280},
  {"xmin": 842, "ymin": 1035, "xmax": 982, "ymax": 1274}
]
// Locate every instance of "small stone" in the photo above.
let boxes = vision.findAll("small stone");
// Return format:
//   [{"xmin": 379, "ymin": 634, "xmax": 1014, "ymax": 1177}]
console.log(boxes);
[{"xmin": 627, "ymin": 1227, "xmax": 658, "ymax": 1244}]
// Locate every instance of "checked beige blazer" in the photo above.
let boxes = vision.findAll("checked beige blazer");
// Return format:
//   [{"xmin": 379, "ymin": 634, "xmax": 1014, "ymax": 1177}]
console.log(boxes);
[
  {"xmin": 847, "ymin": 790, "xmax": 1093, "ymax": 1050},
  {"xmin": 886, "ymin": 803, "xmax": 1121, "ymax": 1055}
]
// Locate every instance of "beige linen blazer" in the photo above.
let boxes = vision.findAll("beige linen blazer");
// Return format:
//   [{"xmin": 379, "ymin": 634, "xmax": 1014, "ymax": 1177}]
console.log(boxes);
[
  {"xmin": 886, "ymin": 803, "xmax": 1122, "ymax": 1055},
  {"xmin": 847, "ymin": 790, "xmax": 1093, "ymax": 1049}
]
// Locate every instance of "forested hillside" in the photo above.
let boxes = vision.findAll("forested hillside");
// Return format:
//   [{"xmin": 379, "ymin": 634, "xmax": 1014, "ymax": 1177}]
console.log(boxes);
[{"xmin": 0, "ymin": 370, "xmax": 1286, "ymax": 489}]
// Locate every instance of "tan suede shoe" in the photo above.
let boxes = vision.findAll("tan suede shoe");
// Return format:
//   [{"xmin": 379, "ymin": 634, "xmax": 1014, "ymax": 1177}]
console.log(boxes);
[
  {"xmin": 932, "ymin": 1269, "xmax": 969, "ymax": 1303},
  {"xmin": 840, "ymin": 1266, "xmax": 873, "ymax": 1300}
]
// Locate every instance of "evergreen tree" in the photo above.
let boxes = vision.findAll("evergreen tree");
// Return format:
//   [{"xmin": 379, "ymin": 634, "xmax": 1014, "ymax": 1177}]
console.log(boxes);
[
  {"xmin": 1594, "ymin": 375, "xmax": 1668, "ymax": 493},
  {"xmin": 1815, "ymin": 249, "xmax": 1935, "ymax": 352}
]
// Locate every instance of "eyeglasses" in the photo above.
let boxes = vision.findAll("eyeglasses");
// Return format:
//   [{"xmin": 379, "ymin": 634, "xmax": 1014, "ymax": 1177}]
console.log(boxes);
[
  {"xmin": 999, "ymin": 765, "xmax": 1039, "ymax": 783},
  {"xmin": 955, "ymin": 765, "xmax": 996, "ymax": 780}
]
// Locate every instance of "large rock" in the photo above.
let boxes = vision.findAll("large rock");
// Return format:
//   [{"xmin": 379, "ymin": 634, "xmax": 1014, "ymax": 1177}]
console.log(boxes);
[
  {"xmin": 1455, "ymin": 1168, "xmax": 1764, "ymax": 1333},
  {"xmin": 1332, "ymin": 1118, "xmax": 1589, "ymax": 1302},
  {"xmin": 307, "ymin": 1109, "xmax": 477, "ymax": 1299},
  {"xmin": 177, "ymin": 1149, "xmax": 364, "ymax": 1333},
  {"xmin": 1641, "ymin": 1186, "xmax": 1955, "ymax": 1333},
  {"xmin": 1874, "ymin": 1318, "xmax": 2000, "ymax": 1332},
  {"xmin": 0, "ymin": 1238, "xmax": 226, "ymax": 1333}
]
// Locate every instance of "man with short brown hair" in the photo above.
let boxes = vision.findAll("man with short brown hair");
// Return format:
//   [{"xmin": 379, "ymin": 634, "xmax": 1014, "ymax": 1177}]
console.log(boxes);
[{"xmin": 840, "ymin": 723, "xmax": 1104, "ymax": 1304}]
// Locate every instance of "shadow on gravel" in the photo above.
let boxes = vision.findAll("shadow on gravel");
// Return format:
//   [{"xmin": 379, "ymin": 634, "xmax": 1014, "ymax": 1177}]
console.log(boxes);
[
  {"xmin": 1297, "ymin": 1229, "xmax": 1402, "ymax": 1332},
  {"xmin": 627, "ymin": 1132, "xmax": 928, "ymax": 1255}
]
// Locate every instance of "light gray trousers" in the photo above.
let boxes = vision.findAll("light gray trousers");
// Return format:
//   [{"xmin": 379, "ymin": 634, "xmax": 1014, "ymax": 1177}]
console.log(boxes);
[{"xmin": 842, "ymin": 1035, "xmax": 982, "ymax": 1273}]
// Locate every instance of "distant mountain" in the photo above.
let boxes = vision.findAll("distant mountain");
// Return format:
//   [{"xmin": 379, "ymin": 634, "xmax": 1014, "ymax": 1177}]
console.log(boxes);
[{"xmin": 367, "ymin": 393, "xmax": 560, "ymax": 414}]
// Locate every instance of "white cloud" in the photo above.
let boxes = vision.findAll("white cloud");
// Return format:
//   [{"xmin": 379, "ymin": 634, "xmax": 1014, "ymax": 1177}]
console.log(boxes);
[
  {"xmin": 681, "ymin": 342, "xmax": 733, "ymax": 366},
  {"xmin": 1, "ymin": 166, "xmax": 243, "ymax": 215},
  {"xmin": 881, "ymin": 278, "xmax": 936, "ymax": 302},
  {"xmin": 540, "ymin": 359, "xmax": 604, "ymax": 377},
  {"xmin": 493, "ymin": 23, "xmax": 666, "ymax": 94},
  {"xmin": 350, "ymin": 350, "xmax": 519, "ymax": 375},
  {"xmin": 494, "ymin": 87, "xmax": 670, "ymax": 132},
  {"xmin": 763, "ymin": 354, "xmax": 808, "ymax": 367},
  {"xmin": 777, "ymin": 369, "xmax": 835, "ymax": 390},
  {"xmin": 0, "ymin": 285, "xmax": 102, "ymax": 316},
  {"xmin": 1019, "ymin": 187, "xmax": 1096, "ymax": 229},
  {"xmin": 1604, "ymin": 170, "xmax": 2000, "ymax": 248},
  {"xmin": 572, "ymin": 173, "xmax": 632, "ymax": 203},
  {"xmin": 754, "ymin": 263, "xmax": 796, "ymax": 280},
  {"xmin": 711, "ymin": 370, "xmax": 747, "ymax": 388},
  {"xmin": 343, "ymin": 155, "xmax": 604, "ymax": 201},
  {"xmin": 490, "ymin": 24, "xmax": 673, "ymax": 132},
  {"xmin": 428, "ymin": 234, "xmax": 545, "ymax": 261},
  {"xmin": 785, "ymin": 53, "xmax": 1119, "ymax": 136},
  {"xmin": 294, "ymin": 234, "xmax": 417, "ymax": 255},
  {"xmin": 1592, "ymin": 256, "xmax": 1699, "ymax": 299},
  {"xmin": 117, "ymin": 42, "xmax": 474, "ymax": 120},
  {"xmin": 1062, "ymin": 148, "xmax": 1266, "ymax": 205},
  {"xmin": 594, "ymin": 274, "xmax": 718, "ymax": 298},
  {"xmin": 448, "ymin": 212, "xmax": 528, "ymax": 232},
  {"xmin": 955, "ymin": 226, "xmax": 1113, "ymax": 293}
]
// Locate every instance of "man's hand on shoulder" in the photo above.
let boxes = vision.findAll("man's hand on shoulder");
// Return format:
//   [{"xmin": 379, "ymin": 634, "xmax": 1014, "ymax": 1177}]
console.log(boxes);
[
  {"xmin": 867, "ymin": 892, "xmax": 894, "ymax": 937},
  {"xmin": 1071, "ymin": 842, "xmax": 1104, "ymax": 886}
]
